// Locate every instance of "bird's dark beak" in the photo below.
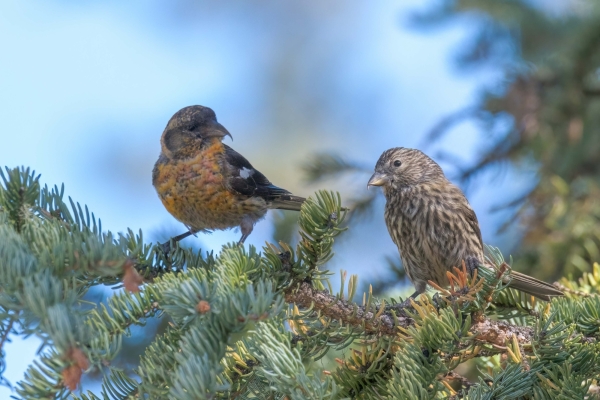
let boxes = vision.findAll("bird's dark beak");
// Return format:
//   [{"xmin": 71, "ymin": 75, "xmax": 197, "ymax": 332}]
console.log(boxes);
[
  {"xmin": 367, "ymin": 172, "xmax": 389, "ymax": 188},
  {"xmin": 203, "ymin": 122, "xmax": 233, "ymax": 140}
]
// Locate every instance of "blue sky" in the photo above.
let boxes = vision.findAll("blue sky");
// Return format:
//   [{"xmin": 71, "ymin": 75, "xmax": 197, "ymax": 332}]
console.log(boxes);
[{"xmin": 0, "ymin": 0, "xmax": 526, "ymax": 395}]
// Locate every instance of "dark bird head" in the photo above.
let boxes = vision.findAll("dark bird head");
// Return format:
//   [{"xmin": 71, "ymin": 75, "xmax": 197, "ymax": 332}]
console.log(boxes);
[
  {"xmin": 160, "ymin": 105, "xmax": 232, "ymax": 158},
  {"xmin": 368, "ymin": 147, "xmax": 445, "ymax": 193}
]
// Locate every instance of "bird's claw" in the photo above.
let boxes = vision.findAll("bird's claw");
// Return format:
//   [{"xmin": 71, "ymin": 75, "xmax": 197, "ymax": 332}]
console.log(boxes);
[
  {"xmin": 394, "ymin": 297, "xmax": 417, "ymax": 317},
  {"xmin": 432, "ymin": 292, "xmax": 444, "ymax": 310},
  {"xmin": 158, "ymin": 240, "xmax": 172, "ymax": 256}
]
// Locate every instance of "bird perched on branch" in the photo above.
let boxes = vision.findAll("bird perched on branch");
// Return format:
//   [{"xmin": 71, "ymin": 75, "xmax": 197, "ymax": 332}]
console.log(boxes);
[
  {"xmin": 152, "ymin": 105, "xmax": 305, "ymax": 248},
  {"xmin": 368, "ymin": 147, "xmax": 563, "ymax": 301}
]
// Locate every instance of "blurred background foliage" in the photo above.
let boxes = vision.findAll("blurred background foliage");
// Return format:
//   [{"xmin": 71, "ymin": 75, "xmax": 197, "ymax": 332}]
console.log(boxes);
[
  {"xmin": 420, "ymin": 0, "xmax": 600, "ymax": 283},
  {"xmin": 1, "ymin": 0, "xmax": 599, "ymax": 396},
  {"xmin": 306, "ymin": 0, "xmax": 600, "ymax": 290}
]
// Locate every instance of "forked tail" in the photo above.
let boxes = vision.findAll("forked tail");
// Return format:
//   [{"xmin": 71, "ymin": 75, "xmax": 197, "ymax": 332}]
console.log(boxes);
[{"xmin": 506, "ymin": 271, "xmax": 563, "ymax": 301}]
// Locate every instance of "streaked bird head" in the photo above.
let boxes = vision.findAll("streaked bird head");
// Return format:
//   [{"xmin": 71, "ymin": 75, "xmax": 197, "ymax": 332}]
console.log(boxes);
[
  {"xmin": 160, "ymin": 105, "xmax": 232, "ymax": 158},
  {"xmin": 368, "ymin": 147, "xmax": 445, "ymax": 193}
]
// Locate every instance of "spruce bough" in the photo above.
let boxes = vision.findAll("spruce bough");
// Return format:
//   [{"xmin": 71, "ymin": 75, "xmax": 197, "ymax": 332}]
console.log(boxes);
[{"xmin": 0, "ymin": 166, "xmax": 598, "ymax": 399}]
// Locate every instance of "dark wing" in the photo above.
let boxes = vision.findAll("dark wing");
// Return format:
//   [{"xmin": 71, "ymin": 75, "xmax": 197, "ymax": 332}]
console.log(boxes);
[{"xmin": 222, "ymin": 144, "xmax": 291, "ymax": 200}]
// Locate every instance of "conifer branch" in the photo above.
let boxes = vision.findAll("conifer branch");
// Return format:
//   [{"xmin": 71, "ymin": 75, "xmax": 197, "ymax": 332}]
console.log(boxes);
[
  {"xmin": 0, "ymin": 315, "xmax": 16, "ymax": 352},
  {"xmin": 284, "ymin": 280, "xmax": 547, "ymax": 349},
  {"xmin": 284, "ymin": 281, "xmax": 411, "ymax": 335},
  {"xmin": 470, "ymin": 316, "xmax": 533, "ymax": 347},
  {"xmin": 553, "ymin": 282, "xmax": 593, "ymax": 298},
  {"xmin": 3, "ymin": 167, "xmax": 600, "ymax": 398}
]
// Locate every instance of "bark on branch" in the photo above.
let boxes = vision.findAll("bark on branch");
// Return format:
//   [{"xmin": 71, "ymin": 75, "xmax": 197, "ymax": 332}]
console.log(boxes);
[
  {"xmin": 284, "ymin": 281, "xmax": 411, "ymax": 335},
  {"xmin": 284, "ymin": 281, "xmax": 541, "ymax": 345},
  {"xmin": 284, "ymin": 281, "xmax": 600, "ymax": 356},
  {"xmin": 470, "ymin": 315, "xmax": 533, "ymax": 346}
]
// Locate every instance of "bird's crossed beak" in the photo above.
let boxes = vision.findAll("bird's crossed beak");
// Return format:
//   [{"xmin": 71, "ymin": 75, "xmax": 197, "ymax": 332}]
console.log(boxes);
[
  {"xmin": 367, "ymin": 172, "xmax": 389, "ymax": 188},
  {"xmin": 204, "ymin": 122, "xmax": 233, "ymax": 140}
]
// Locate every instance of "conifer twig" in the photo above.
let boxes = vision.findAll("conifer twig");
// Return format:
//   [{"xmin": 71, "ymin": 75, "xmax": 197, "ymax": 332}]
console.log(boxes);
[
  {"xmin": 285, "ymin": 282, "xmax": 540, "ymax": 344},
  {"xmin": 284, "ymin": 282, "xmax": 411, "ymax": 335},
  {"xmin": 0, "ymin": 316, "xmax": 15, "ymax": 351},
  {"xmin": 470, "ymin": 315, "xmax": 533, "ymax": 347},
  {"xmin": 553, "ymin": 282, "xmax": 593, "ymax": 298}
]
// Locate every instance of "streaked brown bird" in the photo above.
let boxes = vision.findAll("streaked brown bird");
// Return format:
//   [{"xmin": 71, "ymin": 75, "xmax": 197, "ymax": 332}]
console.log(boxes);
[
  {"xmin": 368, "ymin": 147, "xmax": 563, "ymax": 301},
  {"xmin": 152, "ymin": 105, "xmax": 305, "ymax": 248}
]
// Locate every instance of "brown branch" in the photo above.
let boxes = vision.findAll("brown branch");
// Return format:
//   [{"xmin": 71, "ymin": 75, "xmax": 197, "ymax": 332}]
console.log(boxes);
[
  {"xmin": 553, "ymin": 282, "xmax": 594, "ymax": 298},
  {"xmin": 470, "ymin": 315, "xmax": 533, "ymax": 347},
  {"xmin": 284, "ymin": 282, "xmax": 411, "ymax": 335},
  {"xmin": 285, "ymin": 282, "xmax": 536, "ymax": 344},
  {"xmin": 285, "ymin": 282, "xmax": 599, "ymax": 350}
]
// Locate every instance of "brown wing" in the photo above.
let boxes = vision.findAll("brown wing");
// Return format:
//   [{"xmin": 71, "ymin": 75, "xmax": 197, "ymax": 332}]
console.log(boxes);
[{"xmin": 462, "ymin": 203, "xmax": 483, "ymax": 249}]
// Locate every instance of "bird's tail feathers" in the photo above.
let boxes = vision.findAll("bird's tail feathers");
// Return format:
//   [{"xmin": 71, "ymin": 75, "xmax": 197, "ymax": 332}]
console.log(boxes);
[
  {"xmin": 506, "ymin": 271, "xmax": 563, "ymax": 301},
  {"xmin": 270, "ymin": 195, "xmax": 306, "ymax": 211}
]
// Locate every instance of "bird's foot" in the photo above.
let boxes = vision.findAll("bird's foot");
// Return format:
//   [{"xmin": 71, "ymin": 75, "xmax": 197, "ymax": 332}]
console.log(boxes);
[
  {"xmin": 394, "ymin": 290, "xmax": 425, "ymax": 314},
  {"xmin": 237, "ymin": 235, "xmax": 248, "ymax": 246},
  {"xmin": 432, "ymin": 292, "xmax": 444, "ymax": 310},
  {"xmin": 157, "ymin": 229, "xmax": 198, "ymax": 256},
  {"xmin": 394, "ymin": 295, "xmax": 420, "ymax": 316},
  {"xmin": 158, "ymin": 240, "xmax": 172, "ymax": 257},
  {"xmin": 184, "ymin": 225, "xmax": 198, "ymax": 238},
  {"xmin": 398, "ymin": 297, "xmax": 414, "ymax": 309}
]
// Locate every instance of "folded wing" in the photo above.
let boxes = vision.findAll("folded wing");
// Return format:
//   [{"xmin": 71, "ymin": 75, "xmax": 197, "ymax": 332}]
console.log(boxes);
[{"xmin": 223, "ymin": 145, "xmax": 305, "ymax": 211}]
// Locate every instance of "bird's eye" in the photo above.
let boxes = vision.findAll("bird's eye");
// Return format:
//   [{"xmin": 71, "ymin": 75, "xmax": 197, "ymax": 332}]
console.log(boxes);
[{"xmin": 393, "ymin": 160, "xmax": 402, "ymax": 167}]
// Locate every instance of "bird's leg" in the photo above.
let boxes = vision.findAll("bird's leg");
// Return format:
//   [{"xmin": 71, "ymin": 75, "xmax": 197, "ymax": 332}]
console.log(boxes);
[
  {"xmin": 397, "ymin": 290, "xmax": 422, "ymax": 311},
  {"xmin": 159, "ymin": 229, "xmax": 197, "ymax": 255},
  {"xmin": 237, "ymin": 234, "xmax": 249, "ymax": 246},
  {"xmin": 237, "ymin": 217, "xmax": 254, "ymax": 246}
]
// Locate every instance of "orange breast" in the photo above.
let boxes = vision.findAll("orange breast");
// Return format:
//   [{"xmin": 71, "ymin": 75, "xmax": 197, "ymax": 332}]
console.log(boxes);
[{"xmin": 153, "ymin": 142, "xmax": 267, "ymax": 231}]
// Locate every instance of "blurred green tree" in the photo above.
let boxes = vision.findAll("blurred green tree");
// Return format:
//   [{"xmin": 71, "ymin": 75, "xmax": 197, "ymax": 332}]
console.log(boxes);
[
  {"xmin": 415, "ymin": 0, "xmax": 600, "ymax": 282},
  {"xmin": 306, "ymin": 0, "xmax": 600, "ymax": 285}
]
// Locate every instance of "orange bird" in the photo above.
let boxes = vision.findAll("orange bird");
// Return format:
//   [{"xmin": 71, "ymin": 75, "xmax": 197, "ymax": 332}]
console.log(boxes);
[{"xmin": 153, "ymin": 105, "xmax": 305, "ymax": 249}]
